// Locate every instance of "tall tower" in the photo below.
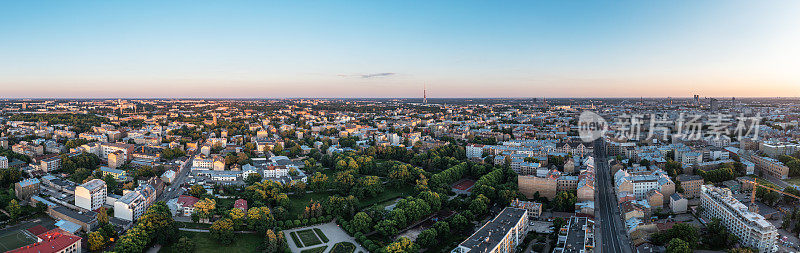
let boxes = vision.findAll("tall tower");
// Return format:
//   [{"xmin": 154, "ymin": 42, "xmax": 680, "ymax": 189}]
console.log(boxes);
[{"xmin": 423, "ymin": 83, "xmax": 427, "ymax": 104}]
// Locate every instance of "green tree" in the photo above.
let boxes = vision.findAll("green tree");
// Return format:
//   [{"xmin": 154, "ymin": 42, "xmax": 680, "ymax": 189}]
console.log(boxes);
[
  {"xmin": 244, "ymin": 173, "xmax": 263, "ymax": 185},
  {"xmin": 173, "ymin": 236, "xmax": 196, "ymax": 253},
  {"xmin": 385, "ymin": 237, "xmax": 419, "ymax": 253},
  {"xmin": 352, "ymin": 212, "xmax": 373, "ymax": 233},
  {"xmin": 7, "ymin": 199, "xmax": 22, "ymax": 220},
  {"xmin": 667, "ymin": 238, "xmax": 691, "ymax": 253},
  {"xmin": 703, "ymin": 219, "xmax": 738, "ymax": 249},
  {"xmin": 210, "ymin": 218, "xmax": 235, "ymax": 245},
  {"xmin": 97, "ymin": 206, "xmax": 109, "ymax": 224},
  {"xmin": 264, "ymin": 229, "xmax": 284, "ymax": 253},
  {"xmin": 552, "ymin": 191, "xmax": 577, "ymax": 212},
  {"xmin": 416, "ymin": 228, "xmax": 437, "ymax": 248},
  {"xmin": 88, "ymin": 231, "xmax": 106, "ymax": 251},
  {"xmin": 188, "ymin": 184, "xmax": 205, "ymax": 197}
]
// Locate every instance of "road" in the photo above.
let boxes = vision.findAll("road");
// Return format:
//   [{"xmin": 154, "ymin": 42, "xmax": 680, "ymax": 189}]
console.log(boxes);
[
  {"xmin": 594, "ymin": 138, "xmax": 633, "ymax": 253},
  {"xmin": 157, "ymin": 153, "xmax": 195, "ymax": 202}
]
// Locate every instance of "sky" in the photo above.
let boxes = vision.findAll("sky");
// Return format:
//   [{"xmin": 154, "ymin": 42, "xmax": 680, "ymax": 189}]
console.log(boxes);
[{"xmin": 0, "ymin": 0, "xmax": 799, "ymax": 98}]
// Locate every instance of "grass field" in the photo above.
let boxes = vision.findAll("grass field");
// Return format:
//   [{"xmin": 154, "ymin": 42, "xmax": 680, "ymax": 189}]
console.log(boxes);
[
  {"xmin": 0, "ymin": 230, "xmax": 38, "ymax": 252},
  {"xmin": 331, "ymin": 242, "xmax": 356, "ymax": 253},
  {"xmin": 313, "ymin": 228, "xmax": 329, "ymax": 243},
  {"xmin": 296, "ymin": 229, "xmax": 322, "ymax": 247},
  {"xmin": 358, "ymin": 185, "xmax": 414, "ymax": 208},
  {"xmin": 300, "ymin": 245, "xmax": 328, "ymax": 253},
  {"xmin": 158, "ymin": 231, "xmax": 262, "ymax": 253}
]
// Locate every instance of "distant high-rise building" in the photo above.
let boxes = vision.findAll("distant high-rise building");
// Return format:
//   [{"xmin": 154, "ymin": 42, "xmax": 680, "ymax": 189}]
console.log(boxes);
[
  {"xmin": 694, "ymin": 94, "xmax": 700, "ymax": 105},
  {"xmin": 710, "ymin": 98, "xmax": 718, "ymax": 111}
]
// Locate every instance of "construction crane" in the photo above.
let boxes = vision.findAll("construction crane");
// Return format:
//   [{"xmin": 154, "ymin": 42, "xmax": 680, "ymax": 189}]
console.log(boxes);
[{"xmin": 745, "ymin": 179, "xmax": 800, "ymax": 212}]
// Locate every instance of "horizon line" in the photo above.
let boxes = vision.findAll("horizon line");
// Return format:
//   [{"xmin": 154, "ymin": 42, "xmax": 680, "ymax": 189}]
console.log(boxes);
[{"xmin": 1, "ymin": 96, "xmax": 799, "ymax": 100}]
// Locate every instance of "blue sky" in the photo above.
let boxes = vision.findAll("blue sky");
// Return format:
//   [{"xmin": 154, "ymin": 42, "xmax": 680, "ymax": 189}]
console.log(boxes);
[{"xmin": 1, "ymin": 0, "xmax": 798, "ymax": 98}]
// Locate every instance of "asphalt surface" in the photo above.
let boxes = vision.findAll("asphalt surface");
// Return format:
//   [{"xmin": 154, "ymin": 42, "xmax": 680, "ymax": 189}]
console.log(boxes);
[
  {"xmin": 594, "ymin": 139, "xmax": 633, "ymax": 253},
  {"xmin": 156, "ymin": 153, "xmax": 195, "ymax": 202}
]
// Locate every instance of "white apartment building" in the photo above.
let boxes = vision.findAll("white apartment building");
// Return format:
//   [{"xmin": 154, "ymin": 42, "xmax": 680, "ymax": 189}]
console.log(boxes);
[
  {"xmin": 452, "ymin": 207, "xmax": 528, "ymax": 253},
  {"xmin": 193, "ymin": 157, "xmax": 213, "ymax": 169},
  {"xmin": 0, "ymin": 156, "xmax": 7, "ymax": 169},
  {"xmin": 466, "ymin": 144, "xmax": 484, "ymax": 158},
  {"xmin": 700, "ymin": 185, "xmax": 777, "ymax": 253},
  {"xmin": 114, "ymin": 184, "xmax": 156, "ymax": 221},
  {"xmin": 100, "ymin": 142, "xmax": 133, "ymax": 161},
  {"xmin": 75, "ymin": 179, "xmax": 107, "ymax": 211}
]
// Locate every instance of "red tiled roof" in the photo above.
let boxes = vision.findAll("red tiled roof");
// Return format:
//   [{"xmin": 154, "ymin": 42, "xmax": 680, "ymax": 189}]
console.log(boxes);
[
  {"xmin": 177, "ymin": 195, "xmax": 200, "ymax": 207},
  {"xmin": 234, "ymin": 199, "xmax": 248, "ymax": 210},
  {"xmin": 9, "ymin": 228, "xmax": 81, "ymax": 253}
]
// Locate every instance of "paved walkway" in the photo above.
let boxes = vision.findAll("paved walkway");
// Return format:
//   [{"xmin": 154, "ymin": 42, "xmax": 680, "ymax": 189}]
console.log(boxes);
[
  {"xmin": 282, "ymin": 222, "xmax": 366, "ymax": 253},
  {"xmin": 178, "ymin": 227, "xmax": 257, "ymax": 233}
]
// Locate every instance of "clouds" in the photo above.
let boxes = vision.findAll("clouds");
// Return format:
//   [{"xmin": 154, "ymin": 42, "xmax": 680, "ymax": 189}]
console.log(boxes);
[{"xmin": 338, "ymin": 72, "xmax": 396, "ymax": 79}]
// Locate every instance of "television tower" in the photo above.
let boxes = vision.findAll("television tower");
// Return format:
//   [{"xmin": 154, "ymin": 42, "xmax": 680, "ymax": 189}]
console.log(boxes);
[{"xmin": 423, "ymin": 83, "xmax": 427, "ymax": 104}]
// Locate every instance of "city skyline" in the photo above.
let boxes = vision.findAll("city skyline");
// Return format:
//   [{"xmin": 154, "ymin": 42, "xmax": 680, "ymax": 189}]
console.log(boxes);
[{"xmin": 1, "ymin": 0, "xmax": 799, "ymax": 98}]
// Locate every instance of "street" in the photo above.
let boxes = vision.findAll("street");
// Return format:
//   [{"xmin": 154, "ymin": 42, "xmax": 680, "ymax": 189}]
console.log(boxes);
[
  {"xmin": 594, "ymin": 139, "xmax": 633, "ymax": 253},
  {"xmin": 156, "ymin": 153, "xmax": 195, "ymax": 202}
]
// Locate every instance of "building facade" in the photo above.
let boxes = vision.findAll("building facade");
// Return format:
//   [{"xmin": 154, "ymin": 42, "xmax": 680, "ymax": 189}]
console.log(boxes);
[
  {"xmin": 75, "ymin": 179, "xmax": 107, "ymax": 211},
  {"xmin": 700, "ymin": 185, "xmax": 777, "ymax": 252}
]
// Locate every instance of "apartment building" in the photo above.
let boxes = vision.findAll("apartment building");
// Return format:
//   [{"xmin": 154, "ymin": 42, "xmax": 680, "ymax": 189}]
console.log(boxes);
[
  {"xmin": 75, "ymin": 179, "xmax": 107, "ymax": 211},
  {"xmin": 518, "ymin": 175, "xmax": 558, "ymax": 200},
  {"xmin": 759, "ymin": 141, "xmax": 800, "ymax": 158},
  {"xmin": 12, "ymin": 142, "xmax": 44, "ymax": 157},
  {"xmin": 677, "ymin": 174, "xmax": 704, "ymax": 198},
  {"xmin": 742, "ymin": 151, "xmax": 789, "ymax": 179},
  {"xmin": 553, "ymin": 216, "xmax": 595, "ymax": 253},
  {"xmin": 100, "ymin": 166, "xmax": 129, "ymax": 181},
  {"xmin": 452, "ymin": 207, "xmax": 528, "ymax": 253},
  {"xmin": 466, "ymin": 144, "xmax": 484, "ymax": 158},
  {"xmin": 108, "ymin": 150, "xmax": 125, "ymax": 169},
  {"xmin": 79, "ymin": 132, "xmax": 109, "ymax": 142},
  {"xmin": 192, "ymin": 155, "xmax": 224, "ymax": 170},
  {"xmin": 15, "ymin": 178, "xmax": 40, "ymax": 202},
  {"xmin": 40, "ymin": 156, "xmax": 62, "ymax": 173},
  {"xmin": 114, "ymin": 184, "xmax": 156, "ymax": 221},
  {"xmin": 100, "ymin": 142, "xmax": 134, "ymax": 162},
  {"xmin": 615, "ymin": 168, "xmax": 675, "ymax": 206},
  {"xmin": 510, "ymin": 199, "xmax": 542, "ymax": 218},
  {"xmin": 0, "ymin": 156, "xmax": 7, "ymax": 169},
  {"xmin": 700, "ymin": 185, "xmax": 777, "ymax": 252}
]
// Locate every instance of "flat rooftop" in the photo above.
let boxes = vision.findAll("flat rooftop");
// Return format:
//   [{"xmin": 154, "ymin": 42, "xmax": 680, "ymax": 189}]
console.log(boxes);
[{"xmin": 458, "ymin": 207, "xmax": 527, "ymax": 251}]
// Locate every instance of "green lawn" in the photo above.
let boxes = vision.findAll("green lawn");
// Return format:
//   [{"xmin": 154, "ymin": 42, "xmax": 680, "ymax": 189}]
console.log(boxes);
[
  {"xmin": 300, "ymin": 245, "xmax": 328, "ymax": 253},
  {"xmin": 290, "ymin": 231, "xmax": 303, "ymax": 248},
  {"xmin": 286, "ymin": 184, "xmax": 414, "ymax": 218},
  {"xmin": 288, "ymin": 192, "xmax": 334, "ymax": 219},
  {"xmin": 296, "ymin": 229, "xmax": 322, "ymax": 247},
  {"xmin": 358, "ymin": 185, "xmax": 415, "ymax": 208},
  {"xmin": 331, "ymin": 242, "xmax": 356, "ymax": 253},
  {"xmin": 0, "ymin": 230, "xmax": 38, "ymax": 252},
  {"xmin": 159, "ymin": 231, "xmax": 262, "ymax": 253},
  {"xmin": 313, "ymin": 228, "xmax": 329, "ymax": 243}
]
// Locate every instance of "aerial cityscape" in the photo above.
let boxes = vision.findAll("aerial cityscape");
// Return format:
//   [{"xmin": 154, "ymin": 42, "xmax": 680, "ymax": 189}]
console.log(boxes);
[{"xmin": 1, "ymin": 1, "xmax": 799, "ymax": 253}]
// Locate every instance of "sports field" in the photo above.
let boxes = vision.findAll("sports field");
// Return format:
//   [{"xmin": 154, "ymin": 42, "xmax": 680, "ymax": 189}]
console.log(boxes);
[{"xmin": 0, "ymin": 230, "xmax": 38, "ymax": 252}]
